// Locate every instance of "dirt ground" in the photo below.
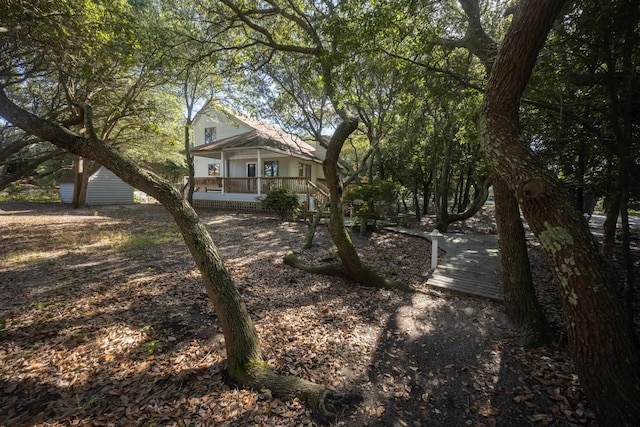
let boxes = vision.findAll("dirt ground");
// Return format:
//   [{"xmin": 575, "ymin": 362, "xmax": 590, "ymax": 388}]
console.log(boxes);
[{"xmin": 0, "ymin": 202, "xmax": 616, "ymax": 426}]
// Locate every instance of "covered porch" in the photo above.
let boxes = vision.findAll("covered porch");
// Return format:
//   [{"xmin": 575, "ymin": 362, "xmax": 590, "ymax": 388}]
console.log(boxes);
[
  {"xmin": 190, "ymin": 176, "xmax": 329, "ymax": 213},
  {"xmin": 192, "ymin": 176, "xmax": 325, "ymax": 196}
]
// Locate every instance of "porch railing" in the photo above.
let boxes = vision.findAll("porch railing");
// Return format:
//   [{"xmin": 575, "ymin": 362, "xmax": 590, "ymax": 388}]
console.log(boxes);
[{"xmin": 192, "ymin": 177, "xmax": 328, "ymax": 199}]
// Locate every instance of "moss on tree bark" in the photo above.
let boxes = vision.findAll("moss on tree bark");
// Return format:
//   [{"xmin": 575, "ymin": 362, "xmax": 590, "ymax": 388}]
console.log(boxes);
[{"xmin": 482, "ymin": 1, "xmax": 640, "ymax": 423}]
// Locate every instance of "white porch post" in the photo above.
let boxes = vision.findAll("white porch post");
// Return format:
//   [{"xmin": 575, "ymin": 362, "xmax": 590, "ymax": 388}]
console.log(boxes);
[
  {"xmin": 429, "ymin": 229, "xmax": 444, "ymax": 269},
  {"xmin": 220, "ymin": 151, "xmax": 225, "ymax": 194},
  {"xmin": 257, "ymin": 149, "xmax": 262, "ymax": 196}
]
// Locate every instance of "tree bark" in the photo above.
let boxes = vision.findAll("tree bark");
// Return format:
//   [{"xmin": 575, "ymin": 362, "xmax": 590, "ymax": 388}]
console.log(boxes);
[
  {"xmin": 453, "ymin": 0, "xmax": 554, "ymax": 348},
  {"xmin": 482, "ymin": 1, "xmax": 640, "ymax": 423},
  {"xmin": 72, "ymin": 155, "xmax": 87, "ymax": 208},
  {"xmin": 422, "ymin": 176, "xmax": 431, "ymax": 215},
  {"xmin": 0, "ymin": 90, "xmax": 339, "ymax": 420},
  {"xmin": 321, "ymin": 117, "xmax": 413, "ymax": 291},
  {"xmin": 493, "ymin": 175, "xmax": 555, "ymax": 347}
]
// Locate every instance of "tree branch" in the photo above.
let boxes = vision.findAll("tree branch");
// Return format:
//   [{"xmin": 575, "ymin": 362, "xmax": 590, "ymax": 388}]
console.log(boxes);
[{"xmin": 218, "ymin": 0, "xmax": 318, "ymax": 55}]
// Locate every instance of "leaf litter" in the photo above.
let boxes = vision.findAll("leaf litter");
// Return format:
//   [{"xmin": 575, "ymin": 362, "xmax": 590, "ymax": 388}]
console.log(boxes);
[{"xmin": 0, "ymin": 203, "xmax": 603, "ymax": 426}]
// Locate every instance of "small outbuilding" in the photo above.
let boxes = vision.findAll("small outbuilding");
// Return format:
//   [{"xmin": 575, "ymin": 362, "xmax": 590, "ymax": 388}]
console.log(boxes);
[{"xmin": 59, "ymin": 166, "xmax": 134, "ymax": 205}]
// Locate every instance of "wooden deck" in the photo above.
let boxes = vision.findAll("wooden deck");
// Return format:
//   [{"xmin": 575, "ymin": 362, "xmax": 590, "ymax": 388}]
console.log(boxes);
[
  {"xmin": 428, "ymin": 234, "xmax": 502, "ymax": 301},
  {"xmin": 385, "ymin": 228, "xmax": 503, "ymax": 301}
]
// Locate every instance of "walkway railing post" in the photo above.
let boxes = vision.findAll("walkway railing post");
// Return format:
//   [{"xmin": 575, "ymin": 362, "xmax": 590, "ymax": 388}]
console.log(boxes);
[{"xmin": 429, "ymin": 229, "xmax": 444, "ymax": 269}]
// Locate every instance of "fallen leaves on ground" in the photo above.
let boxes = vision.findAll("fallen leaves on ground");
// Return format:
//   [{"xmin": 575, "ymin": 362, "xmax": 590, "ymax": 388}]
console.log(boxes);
[{"xmin": 0, "ymin": 203, "xmax": 602, "ymax": 426}]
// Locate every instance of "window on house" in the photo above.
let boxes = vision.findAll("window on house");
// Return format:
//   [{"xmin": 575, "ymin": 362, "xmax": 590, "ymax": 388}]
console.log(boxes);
[
  {"xmin": 208, "ymin": 163, "xmax": 220, "ymax": 176},
  {"xmin": 263, "ymin": 161, "xmax": 279, "ymax": 177},
  {"xmin": 204, "ymin": 127, "xmax": 217, "ymax": 144},
  {"xmin": 298, "ymin": 162, "xmax": 311, "ymax": 178}
]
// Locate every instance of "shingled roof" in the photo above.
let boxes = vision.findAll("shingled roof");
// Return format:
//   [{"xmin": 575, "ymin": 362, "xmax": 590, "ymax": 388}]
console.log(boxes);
[{"xmin": 190, "ymin": 110, "xmax": 320, "ymax": 162}]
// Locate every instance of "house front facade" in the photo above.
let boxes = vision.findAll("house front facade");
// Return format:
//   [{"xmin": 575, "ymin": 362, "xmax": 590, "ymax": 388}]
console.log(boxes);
[{"xmin": 189, "ymin": 108, "xmax": 328, "ymax": 211}]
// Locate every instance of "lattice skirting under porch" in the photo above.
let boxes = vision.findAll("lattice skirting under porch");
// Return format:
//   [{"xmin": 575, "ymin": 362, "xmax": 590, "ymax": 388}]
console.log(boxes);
[{"xmin": 193, "ymin": 199, "xmax": 262, "ymax": 211}]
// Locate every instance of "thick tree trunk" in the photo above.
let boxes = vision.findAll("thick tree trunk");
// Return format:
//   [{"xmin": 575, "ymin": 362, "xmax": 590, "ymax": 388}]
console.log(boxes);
[
  {"xmin": 493, "ymin": 175, "xmax": 555, "ymax": 347},
  {"xmin": 72, "ymin": 155, "xmax": 88, "ymax": 208},
  {"xmin": 0, "ymin": 91, "xmax": 338, "ymax": 420},
  {"xmin": 482, "ymin": 1, "xmax": 640, "ymax": 424},
  {"xmin": 454, "ymin": 0, "xmax": 552, "ymax": 349}
]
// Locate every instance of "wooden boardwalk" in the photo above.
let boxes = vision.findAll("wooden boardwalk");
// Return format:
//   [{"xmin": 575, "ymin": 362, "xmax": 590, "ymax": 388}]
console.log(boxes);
[
  {"xmin": 385, "ymin": 228, "xmax": 503, "ymax": 301},
  {"xmin": 429, "ymin": 234, "xmax": 502, "ymax": 301}
]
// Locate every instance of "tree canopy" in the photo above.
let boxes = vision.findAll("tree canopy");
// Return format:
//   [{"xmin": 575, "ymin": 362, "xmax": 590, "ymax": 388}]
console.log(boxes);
[{"xmin": 1, "ymin": 0, "xmax": 639, "ymax": 424}]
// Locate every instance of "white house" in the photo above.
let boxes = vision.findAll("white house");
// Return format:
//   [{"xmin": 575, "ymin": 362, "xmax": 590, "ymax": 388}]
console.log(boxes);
[
  {"xmin": 189, "ymin": 108, "xmax": 328, "ymax": 211},
  {"xmin": 59, "ymin": 166, "xmax": 134, "ymax": 205}
]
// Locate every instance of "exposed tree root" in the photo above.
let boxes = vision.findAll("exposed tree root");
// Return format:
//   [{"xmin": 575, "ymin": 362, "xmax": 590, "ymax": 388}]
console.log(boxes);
[
  {"xmin": 233, "ymin": 361, "xmax": 362, "ymax": 422},
  {"xmin": 283, "ymin": 251, "xmax": 416, "ymax": 293},
  {"xmin": 283, "ymin": 250, "xmax": 346, "ymax": 277}
]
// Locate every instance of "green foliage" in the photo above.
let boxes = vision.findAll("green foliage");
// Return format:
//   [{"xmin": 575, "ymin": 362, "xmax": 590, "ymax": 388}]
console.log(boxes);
[
  {"xmin": 142, "ymin": 339, "xmax": 159, "ymax": 355},
  {"xmin": 0, "ymin": 185, "xmax": 60, "ymax": 202},
  {"xmin": 260, "ymin": 186, "xmax": 302, "ymax": 222},
  {"xmin": 343, "ymin": 180, "xmax": 400, "ymax": 218}
]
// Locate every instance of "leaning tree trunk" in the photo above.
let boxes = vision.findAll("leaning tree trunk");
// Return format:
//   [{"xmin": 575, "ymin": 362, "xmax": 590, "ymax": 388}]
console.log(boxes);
[
  {"xmin": 0, "ymin": 91, "xmax": 337, "ymax": 420},
  {"xmin": 493, "ymin": 175, "xmax": 555, "ymax": 347},
  {"xmin": 455, "ymin": 0, "xmax": 554, "ymax": 349},
  {"xmin": 482, "ymin": 1, "xmax": 640, "ymax": 424},
  {"xmin": 322, "ymin": 118, "xmax": 399, "ymax": 288}
]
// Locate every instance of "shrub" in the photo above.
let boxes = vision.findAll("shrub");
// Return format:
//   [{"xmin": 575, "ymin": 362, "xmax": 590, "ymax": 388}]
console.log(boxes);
[
  {"xmin": 261, "ymin": 186, "xmax": 302, "ymax": 221},
  {"xmin": 343, "ymin": 180, "xmax": 400, "ymax": 218},
  {"xmin": 0, "ymin": 185, "xmax": 60, "ymax": 202}
]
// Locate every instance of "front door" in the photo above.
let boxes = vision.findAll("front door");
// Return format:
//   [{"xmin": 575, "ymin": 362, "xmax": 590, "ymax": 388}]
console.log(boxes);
[{"xmin": 247, "ymin": 163, "xmax": 256, "ymax": 192}]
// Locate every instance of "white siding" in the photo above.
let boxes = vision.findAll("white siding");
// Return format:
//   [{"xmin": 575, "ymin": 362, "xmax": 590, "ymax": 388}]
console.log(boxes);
[
  {"xmin": 276, "ymin": 158, "xmax": 292, "ymax": 176},
  {"xmin": 194, "ymin": 156, "xmax": 222, "ymax": 177},
  {"xmin": 59, "ymin": 183, "xmax": 74, "ymax": 204},
  {"xmin": 228, "ymin": 160, "xmax": 248, "ymax": 177},
  {"xmin": 85, "ymin": 167, "xmax": 133, "ymax": 205},
  {"xmin": 314, "ymin": 144, "xmax": 327, "ymax": 161},
  {"xmin": 192, "ymin": 110, "xmax": 252, "ymax": 147}
]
